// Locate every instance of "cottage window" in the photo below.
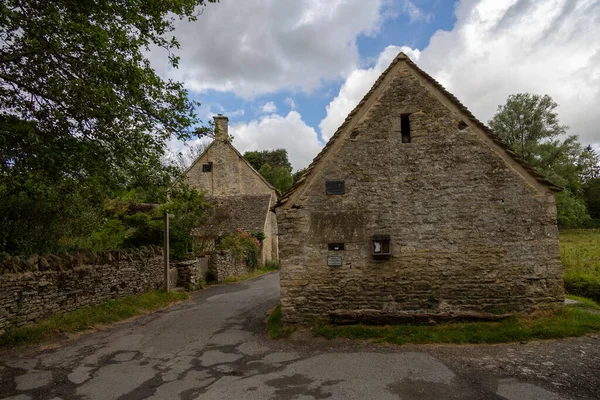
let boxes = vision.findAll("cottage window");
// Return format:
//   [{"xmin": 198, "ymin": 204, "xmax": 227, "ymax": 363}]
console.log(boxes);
[
  {"xmin": 326, "ymin": 180, "xmax": 345, "ymax": 195},
  {"xmin": 372, "ymin": 235, "xmax": 391, "ymax": 257},
  {"xmin": 401, "ymin": 115, "xmax": 411, "ymax": 143},
  {"xmin": 202, "ymin": 163, "xmax": 213, "ymax": 172},
  {"xmin": 328, "ymin": 243, "xmax": 345, "ymax": 251}
]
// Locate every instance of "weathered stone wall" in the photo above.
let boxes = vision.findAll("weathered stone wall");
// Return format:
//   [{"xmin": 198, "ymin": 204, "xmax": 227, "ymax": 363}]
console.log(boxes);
[
  {"xmin": 262, "ymin": 193, "xmax": 279, "ymax": 264},
  {"xmin": 0, "ymin": 248, "xmax": 166, "ymax": 335},
  {"xmin": 185, "ymin": 139, "xmax": 274, "ymax": 197},
  {"xmin": 175, "ymin": 258, "xmax": 208, "ymax": 290},
  {"xmin": 277, "ymin": 63, "xmax": 563, "ymax": 323},
  {"xmin": 210, "ymin": 251, "xmax": 249, "ymax": 282}
]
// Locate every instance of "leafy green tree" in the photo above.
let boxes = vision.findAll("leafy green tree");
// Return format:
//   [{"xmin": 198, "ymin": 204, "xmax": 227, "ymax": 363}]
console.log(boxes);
[
  {"xmin": 258, "ymin": 164, "xmax": 294, "ymax": 194},
  {"xmin": 0, "ymin": 0, "xmax": 217, "ymax": 254},
  {"xmin": 584, "ymin": 178, "xmax": 600, "ymax": 220},
  {"xmin": 292, "ymin": 168, "xmax": 306, "ymax": 184},
  {"xmin": 555, "ymin": 190, "xmax": 591, "ymax": 228},
  {"xmin": 488, "ymin": 94, "xmax": 568, "ymax": 163},
  {"xmin": 244, "ymin": 149, "xmax": 295, "ymax": 193},
  {"xmin": 244, "ymin": 149, "xmax": 293, "ymax": 173},
  {"xmin": 488, "ymin": 93, "xmax": 597, "ymax": 228}
]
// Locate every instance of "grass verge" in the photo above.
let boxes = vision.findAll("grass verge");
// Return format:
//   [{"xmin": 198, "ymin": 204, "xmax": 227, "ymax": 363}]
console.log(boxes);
[
  {"xmin": 267, "ymin": 304, "xmax": 600, "ymax": 345},
  {"xmin": 0, "ymin": 291, "xmax": 189, "ymax": 348},
  {"xmin": 566, "ymin": 295, "xmax": 600, "ymax": 310},
  {"xmin": 219, "ymin": 264, "xmax": 279, "ymax": 284},
  {"xmin": 266, "ymin": 305, "xmax": 296, "ymax": 339},
  {"xmin": 560, "ymin": 229, "xmax": 600, "ymax": 302}
]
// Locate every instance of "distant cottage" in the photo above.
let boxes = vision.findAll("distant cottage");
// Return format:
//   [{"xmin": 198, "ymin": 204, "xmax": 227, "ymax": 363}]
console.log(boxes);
[
  {"xmin": 185, "ymin": 115, "xmax": 279, "ymax": 263},
  {"xmin": 274, "ymin": 53, "xmax": 564, "ymax": 324}
]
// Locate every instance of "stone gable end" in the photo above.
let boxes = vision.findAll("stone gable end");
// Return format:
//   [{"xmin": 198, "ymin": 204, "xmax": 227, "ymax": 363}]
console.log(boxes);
[
  {"xmin": 276, "ymin": 58, "xmax": 563, "ymax": 324},
  {"xmin": 185, "ymin": 140, "xmax": 274, "ymax": 197}
]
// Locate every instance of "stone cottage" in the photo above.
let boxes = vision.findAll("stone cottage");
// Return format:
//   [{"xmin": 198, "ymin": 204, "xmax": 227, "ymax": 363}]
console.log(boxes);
[
  {"xmin": 274, "ymin": 53, "xmax": 564, "ymax": 324},
  {"xmin": 185, "ymin": 115, "xmax": 278, "ymax": 263}
]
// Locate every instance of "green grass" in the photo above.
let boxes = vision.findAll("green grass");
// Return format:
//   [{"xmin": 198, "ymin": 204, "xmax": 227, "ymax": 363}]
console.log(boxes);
[
  {"xmin": 560, "ymin": 229, "xmax": 600, "ymax": 302},
  {"xmin": 312, "ymin": 308, "xmax": 600, "ymax": 344},
  {"xmin": 0, "ymin": 291, "xmax": 189, "ymax": 348},
  {"xmin": 566, "ymin": 295, "xmax": 600, "ymax": 310},
  {"xmin": 219, "ymin": 263, "xmax": 280, "ymax": 284},
  {"xmin": 266, "ymin": 305, "xmax": 296, "ymax": 339}
]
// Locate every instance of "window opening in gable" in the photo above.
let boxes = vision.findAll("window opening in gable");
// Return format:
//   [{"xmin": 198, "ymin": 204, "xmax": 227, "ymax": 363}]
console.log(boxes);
[
  {"xmin": 202, "ymin": 163, "xmax": 213, "ymax": 172},
  {"xmin": 372, "ymin": 234, "xmax": 391, "ymax": 258},
  {"xmin": 401, "ymin": 115, "xmax": 411, "ymax": 143},
  {"xmin": 326, "ymin": 180, "xmax": 345, "ymax": 195},
  {"xmin": 328, "ymin": 243, "xmax": 345, "ymax": 251}
]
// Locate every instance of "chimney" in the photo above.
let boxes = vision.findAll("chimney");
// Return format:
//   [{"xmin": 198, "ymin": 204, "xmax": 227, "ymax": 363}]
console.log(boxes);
[{"xmin": 214, "ymin": 114, "xmax": 229, "ymax": 141}]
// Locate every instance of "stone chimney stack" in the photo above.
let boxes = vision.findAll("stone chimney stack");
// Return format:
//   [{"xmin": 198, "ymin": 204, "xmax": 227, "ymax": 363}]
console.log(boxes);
[{"xmin": 214, "ymin": 114, "xmax": 229, "ymax": 141}]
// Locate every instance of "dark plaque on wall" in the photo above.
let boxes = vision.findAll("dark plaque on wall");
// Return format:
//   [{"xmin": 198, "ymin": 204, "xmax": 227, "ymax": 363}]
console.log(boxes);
[
  {"xmin": 327, "ymin": 256, "xmax": 342, "ymax": 267},
  {"xmin": 326, "ymin": 180, "xmax": 345, "ymax": 195}
]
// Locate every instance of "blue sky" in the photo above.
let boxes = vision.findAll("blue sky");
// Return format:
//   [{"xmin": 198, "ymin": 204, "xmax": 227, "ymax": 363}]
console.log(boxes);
[
  {"xmin": 190, "ymin": 0, "xmax": 458, "ymax": 140},
  {"xmin": 153, "ymin": 0, "xmax": 600, "ymax": 170}
]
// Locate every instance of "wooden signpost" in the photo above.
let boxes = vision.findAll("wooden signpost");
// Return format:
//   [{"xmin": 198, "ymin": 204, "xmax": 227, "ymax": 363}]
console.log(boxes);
[
  {"xmin": 163, "ymin": 213, "xmax": 174, "ymax": 292},
  {"xmin": 155, "ymin": 212, "xmax": 174, "ymax": 292}
]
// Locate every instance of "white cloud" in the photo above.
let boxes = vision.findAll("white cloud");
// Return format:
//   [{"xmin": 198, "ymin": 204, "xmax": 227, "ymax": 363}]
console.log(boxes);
[
  {"xmin": 403, "ymin": 0, "xmax": 432, "ymax": 23},
  {"xmin": 285, "ymin": 97, "xmax": 297, "ymax": 110},
  {"xmin": 319, "ymin": 46, "xmax": 420, "ymax": 141},
  {"xmin": 230, "ymin": 112, "xmax": 323, "ymax": 171},
  {"xmin": 150, "ymin": 0, "xmax": 386, "ymax": 98},
  {"xmin": 320, "ymin": 0, "xmax": 600, "ymax": 147},
  {"xmin": 261, "ymin": 101, "xmax": 277, "ymax": 114}
]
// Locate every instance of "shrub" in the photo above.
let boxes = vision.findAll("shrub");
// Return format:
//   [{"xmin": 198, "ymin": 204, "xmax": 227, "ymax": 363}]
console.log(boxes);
[
  {"xmin": 264, "ymin": 260, "xmax": 280, "ymax": 271},
  {"xmin": 219, "ymin": 229, "xmax": 262, "ymax": 270}
]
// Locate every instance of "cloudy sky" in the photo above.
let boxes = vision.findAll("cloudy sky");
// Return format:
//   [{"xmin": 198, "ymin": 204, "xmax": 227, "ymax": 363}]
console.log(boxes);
[{"xmin": 152, "ymin": 0, "xmax": 600, "ymax": 171}]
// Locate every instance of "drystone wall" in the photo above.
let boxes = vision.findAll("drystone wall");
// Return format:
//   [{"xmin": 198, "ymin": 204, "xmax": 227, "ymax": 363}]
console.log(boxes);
[
  {"xmin": 276, "ymin": 63, "xmax": 564, "ymax": 324},
  {"xmin": 0, "ymin": 247, "xmax": 167, "ymax": 335},
  {"xmin": 175, "ymin": 258, "xmax": 209, "ymax": 290},
  {"xmin": 210, "ymin": 251, "xmax": 249, "ymax": 282}
]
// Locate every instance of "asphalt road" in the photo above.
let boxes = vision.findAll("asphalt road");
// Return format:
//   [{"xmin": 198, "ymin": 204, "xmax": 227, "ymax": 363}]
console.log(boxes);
[{"xmin": 0, "ymin": 272, "xmax": 598, "ymax": 399}]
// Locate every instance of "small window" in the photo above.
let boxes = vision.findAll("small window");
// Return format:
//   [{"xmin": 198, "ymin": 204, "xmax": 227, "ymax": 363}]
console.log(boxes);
[
  {"xmin": 328, "ymin": 243, "xmax": 345, "ymax": 251},
  {"xmin": 202, "ymin": 163, "xmax": 212, "ymax": 172},
  {"xmin": 401, "ymin": 115, "xmax": 411, "ymax": 143},
  {"xmin": 372, "ymin": 235, "xmax": 391, "ymax": 257},
  {"xmin": 326, "ymin": 180, "xmax": 345, "ymax": 195}
]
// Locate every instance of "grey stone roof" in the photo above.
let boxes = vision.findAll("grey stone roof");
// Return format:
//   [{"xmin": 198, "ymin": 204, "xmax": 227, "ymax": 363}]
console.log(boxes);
[{"xmin": 200, "ymin": 195, "xmax": 272, "ymax": 236}]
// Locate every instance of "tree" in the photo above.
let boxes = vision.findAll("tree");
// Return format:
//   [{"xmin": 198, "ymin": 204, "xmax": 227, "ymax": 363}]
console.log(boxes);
[
  {"xmin": 0, "ymin": 0, "xmax": 217, "ymax": 255},
  {"xmin": 258, "ymin": 164, "xmax": 294, "ymax": 194},
  {"xmin": 244, "ymin": 149, "xmax": 294, "ymax": 193},
  {"xmin": 244, "ymin": 149, "xmax": 293, "ymax": 173},
  {"xmin": 488, "ymin": 93, "xmax": 568, "ymax": 163},
  {"xmin": 489, "ymin": 93, "xmax": 596, "ymax": 228},
  {"xmin": 292, "ymin": 168, "xmax": 306, "ymax": 184}
]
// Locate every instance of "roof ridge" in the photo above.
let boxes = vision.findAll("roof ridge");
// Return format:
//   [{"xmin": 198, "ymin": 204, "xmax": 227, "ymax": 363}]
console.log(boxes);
[{"xmin": 275, "ymin": 52, "xmax": 560, "ymax": 208}]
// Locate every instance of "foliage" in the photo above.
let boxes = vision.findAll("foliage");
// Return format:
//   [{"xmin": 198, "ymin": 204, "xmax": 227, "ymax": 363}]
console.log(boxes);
[
  {"xmin": 292, "ymin": 168, "xmax": 306, "ymax": 184},
  {"xmin": 584, "ymin": 178, "xmax": 600, "ymax": 220},
  {"xmin": 264, "ymin": 260, "xmax": 281, "ymax": 271},
  {"xmin": 0, "ymin": 291, "xmax": 188, "ymax": 348},
  {"xmin": 0, "ymin": 0, "xmax": 217, "ymax": 255},
  {"xmin": 74, "ymin": 184, "xmax": 208, "ymax": 260},
  {"xmin": 489, "ymin": 93, "xmax": 600, "ymax": 228},
  {"xmin": 244, "ymin": 149, "xmax": 292, "ymax": 172},
  {"xmin": 159, "ymin": 184, "xmax": 209, "ymax": 259},
  {"xmin": 560, "ymin": 230, "xmax": 600, "ymax": 302},
  {"xmin": 219, "ymin": 229, "xmax": 262, "ymax": 270},
  {"xmin": 258, "ymin": 164, "xmax": 294, "ymax": 194},
  {"xmin": 488, "ymin": 93, "xmax": 568, "ymax": 163},
  {"xmin": 266, "ymin": 305, "xmax": 296, "ymax": 339},
  {"xmin": 244, "ymin": 149, "xmax": 295, "ymax": 193},
  {"xmin": 555, "ymin": 191, "xmax": 591, "ymax": 229}
]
